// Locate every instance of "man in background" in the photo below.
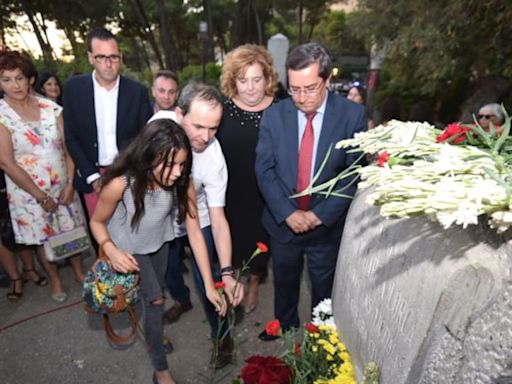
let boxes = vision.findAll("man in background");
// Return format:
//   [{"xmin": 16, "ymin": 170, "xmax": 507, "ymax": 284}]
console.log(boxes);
[{"xmin": 152, "ymin": 70, "xmax": 179, "ymax": 113}]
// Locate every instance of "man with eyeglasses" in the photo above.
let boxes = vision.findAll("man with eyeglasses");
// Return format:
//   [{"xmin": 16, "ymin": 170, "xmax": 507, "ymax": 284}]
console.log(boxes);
[
  {"xmin": 255, "ymin": 42, "xmax": 367, "ymax": 341},
  {"xmin": 63, "ymin": 27, "xmax": 152, "ymax": 217}
]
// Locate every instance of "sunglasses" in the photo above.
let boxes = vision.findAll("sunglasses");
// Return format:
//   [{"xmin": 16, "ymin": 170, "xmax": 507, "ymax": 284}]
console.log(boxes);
[{"xmin": 478, "ymin": 114, "xmax": 495, "ymax": 120}]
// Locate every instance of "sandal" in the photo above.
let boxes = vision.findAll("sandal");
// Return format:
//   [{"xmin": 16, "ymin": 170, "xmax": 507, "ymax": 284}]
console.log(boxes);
[
  {"xmin": 23, "ymin": 269, "xmax": 48, "ymax": 286},
  {"xmin": 7, "ymin": 278, "xmax": 24, "ymax": 302}
]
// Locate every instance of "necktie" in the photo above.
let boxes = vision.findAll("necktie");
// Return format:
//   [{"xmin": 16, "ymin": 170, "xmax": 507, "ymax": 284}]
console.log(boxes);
[{"xmin": 296, "ymin": 112, "xmax": 317, "ymax": 210}]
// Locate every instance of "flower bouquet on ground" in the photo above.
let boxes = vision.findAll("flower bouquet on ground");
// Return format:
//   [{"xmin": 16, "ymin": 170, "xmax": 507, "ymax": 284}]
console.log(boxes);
[
  {"xmin": 234, "ymin": 299, "xmax": 378, "ymax": 384},
  {"xmin": 302, "ymin": 107, "xmax": 512, "ymax": 232}
]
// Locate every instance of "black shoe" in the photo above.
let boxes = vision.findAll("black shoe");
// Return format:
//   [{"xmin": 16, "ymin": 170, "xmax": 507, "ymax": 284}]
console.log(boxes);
[{"xmin": 258, "ymin": 330, "xmax": 280, "ymax": 342}]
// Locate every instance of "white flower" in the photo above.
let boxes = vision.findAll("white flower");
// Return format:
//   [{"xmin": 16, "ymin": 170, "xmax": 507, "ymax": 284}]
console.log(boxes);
[{"xmin": 312, "ymin": 298, "xmax": 335, "ymax": 326}]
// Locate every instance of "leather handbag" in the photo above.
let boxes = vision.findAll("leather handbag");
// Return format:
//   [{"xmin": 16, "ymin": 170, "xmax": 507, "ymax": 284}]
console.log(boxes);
[{"xmin": 83, "ymin": 241, "xmax": 141, "ymax": 346}]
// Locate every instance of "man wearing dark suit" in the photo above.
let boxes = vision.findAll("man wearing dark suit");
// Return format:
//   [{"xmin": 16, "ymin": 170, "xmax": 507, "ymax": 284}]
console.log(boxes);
[
  {"xmin": 63, "ymin": 27, "xmax": 152, "ymax": 216},
  {"xmin": 255, "ymin": 43, "xmax": 367, "ymax": 340}
]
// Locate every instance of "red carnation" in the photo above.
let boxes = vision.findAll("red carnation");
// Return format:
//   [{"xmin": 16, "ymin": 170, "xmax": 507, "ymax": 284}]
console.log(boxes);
[
  {"xmin": 305, "ymin": 322, "xmax": 319, "ymax": 333},
  {"xmin": 214, "ymin": 282, "xmax": 225, "ymax": 290},
  {"xmin": 265, "ymin": 319, "xmax": 281, "ymax": 336},
  {"xmin": 256, "ymin": 242, "xmax": 269, "ymax": 253},
  {"xmin": 376, "ymin": 151, "xmax": 390, "ymax": 167},
  {"xmin": 294, "ymin": 342, "xmax": 302, "ymax": 357},
  {"xmin": 436, "ymin": 123, "xmax": 470, "ymax": 144}
]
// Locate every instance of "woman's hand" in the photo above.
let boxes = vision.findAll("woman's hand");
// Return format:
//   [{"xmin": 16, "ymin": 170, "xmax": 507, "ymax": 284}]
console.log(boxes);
[
  {"xmin": 222, "ymin": 274, "xmax": 244, "ymax": 306},
  {"xmin": 206, "ymin": 285, "xmax": 227, "ymax": 317},
  {"xmin": 58, "ymin": 184, "xmax": 74, "ymax": 205},
  {"xmin": 103, "ymin": 242, "xmax": 139, "ymax": 274},
  {"xmin": 39, "ymin": 195, "xmax": 58, "ymax": 212}
]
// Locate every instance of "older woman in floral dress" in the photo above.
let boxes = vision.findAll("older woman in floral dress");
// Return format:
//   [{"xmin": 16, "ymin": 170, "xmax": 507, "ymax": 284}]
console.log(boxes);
[{"xmin": 0, "ymin": 50, "xmax": 85, "ymax": 302}]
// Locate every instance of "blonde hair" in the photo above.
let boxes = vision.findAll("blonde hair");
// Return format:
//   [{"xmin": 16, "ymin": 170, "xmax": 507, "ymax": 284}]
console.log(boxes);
[{"xmin": 220, "ymin": 44, "xmax": 278, "ymax": 99}]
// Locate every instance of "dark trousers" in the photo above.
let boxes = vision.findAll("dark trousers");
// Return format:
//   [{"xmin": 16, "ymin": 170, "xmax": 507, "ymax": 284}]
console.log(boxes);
[
  {"xmin": 165, "ymin": 226, "xmax": 228, "ymax": 338},
  {"xmin": 134, "ymin": 243, "xmax": 169, "ymax": 371},
  {"xmin": 270, "ymin": 236, "xmax": 341, "ymax": 330}
]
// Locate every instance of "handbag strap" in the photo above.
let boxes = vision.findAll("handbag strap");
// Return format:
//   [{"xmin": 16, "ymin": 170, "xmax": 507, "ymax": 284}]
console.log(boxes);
[{"xmin": 103, "ymin": 305, "xmax": 138, "ymax": 346}]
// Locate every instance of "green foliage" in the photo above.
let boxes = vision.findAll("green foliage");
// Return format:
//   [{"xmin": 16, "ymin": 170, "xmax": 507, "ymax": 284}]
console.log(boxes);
[
  {"xmin": 179, "ymin": 62, "xmax": 222, "ymax": 87},
  {"xmin": 361, "ymin": 362, "xmax": 380, "ymax": 384},
  {"xmin": 351, "ymin": 0, "xmax": 512, "ymax": 120}
]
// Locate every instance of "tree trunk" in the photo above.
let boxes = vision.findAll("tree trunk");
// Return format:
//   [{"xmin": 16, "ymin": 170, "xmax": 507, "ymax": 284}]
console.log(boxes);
[
  {"xmin": 254, "ymin": 4, "xmax": 262, "ymax": 45},
  {"xmin": 298, "ymin": 0, "xmax": 304, "ymax": 44},
  {"xmin": 19, "ymin": 0, "xmax": 53, "ymax": 62},
  {"xmin": 129, "ymin": 0, "xmax": 164, "ymax": 69},
  {"xmin": 155, "ymin": 0, "xmax": 182, "ymax": 70},
  {"xmin": 203, "ymin": 0, "xmax": 215, "ymax": 62}
]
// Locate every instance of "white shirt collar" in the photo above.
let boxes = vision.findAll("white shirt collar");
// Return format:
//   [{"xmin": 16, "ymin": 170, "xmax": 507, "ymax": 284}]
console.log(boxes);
[{"xmin": 92, "ymin": 70, "xmax": 120, "ymax": 92}]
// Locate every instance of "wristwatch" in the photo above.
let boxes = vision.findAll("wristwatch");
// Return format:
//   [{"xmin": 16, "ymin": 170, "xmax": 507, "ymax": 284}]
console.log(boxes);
[{"xmin": 220, "ymin": 266, "xmax": 235, "ymax": 276}]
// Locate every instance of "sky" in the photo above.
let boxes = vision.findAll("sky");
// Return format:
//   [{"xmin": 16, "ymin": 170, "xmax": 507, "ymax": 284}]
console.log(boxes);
[{"xmin": 4, "ymin": 14, "xmax": 74, "ymax": 61}]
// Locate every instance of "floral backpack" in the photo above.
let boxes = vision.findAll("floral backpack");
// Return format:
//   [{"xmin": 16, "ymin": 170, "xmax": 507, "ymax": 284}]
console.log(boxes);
[{"xmin": 83, "ymin": 242, "xmax": 141, "ymax": 346}]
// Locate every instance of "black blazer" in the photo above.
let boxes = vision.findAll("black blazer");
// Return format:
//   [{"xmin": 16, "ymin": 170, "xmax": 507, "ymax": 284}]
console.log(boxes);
[
  {"xmin": 255, "ymin": 92, "xmax": 367, "ymax": 243},
  {"xmin": 63, "ymin": 74, "xmax": 152, "ymax": 193}
]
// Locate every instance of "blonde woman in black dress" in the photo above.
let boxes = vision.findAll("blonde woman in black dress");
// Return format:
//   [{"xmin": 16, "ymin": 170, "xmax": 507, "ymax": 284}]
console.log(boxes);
[{"xmin": 218, "ymin": 44, "xmax": 278, "ymax": 313}]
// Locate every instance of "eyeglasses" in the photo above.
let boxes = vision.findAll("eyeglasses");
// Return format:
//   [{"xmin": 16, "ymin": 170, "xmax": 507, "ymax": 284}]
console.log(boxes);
[
  {"xmin": 93, "ymin": 54, "xmax": 121, "ymax": 63},
  {"xmin": 288, "ymin": 81, "xmax": 324, "ymax": 96},
  {"xmin": 478, "ymin": 114, "xmax": 495, "ymax": 120}
]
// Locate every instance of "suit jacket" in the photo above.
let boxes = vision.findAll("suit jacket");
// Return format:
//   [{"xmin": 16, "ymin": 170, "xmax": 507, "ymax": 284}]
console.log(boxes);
[
  {"xmin": 255, "ymin": 92, "xmax": 367, "ymax": 243},
  {"xmin": 63, "ymin": 74, "xmax": 152, "ymax": 193}
]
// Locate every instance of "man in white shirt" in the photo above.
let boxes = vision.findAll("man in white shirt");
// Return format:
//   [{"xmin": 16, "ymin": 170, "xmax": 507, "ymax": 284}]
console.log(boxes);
[
  {"xmin": 63, "ymin": 27, "xmax": 152, "ymax": 217},
  {"xmin": 151, "ymin": 83, "xmax": 243, "ymax": 369}
]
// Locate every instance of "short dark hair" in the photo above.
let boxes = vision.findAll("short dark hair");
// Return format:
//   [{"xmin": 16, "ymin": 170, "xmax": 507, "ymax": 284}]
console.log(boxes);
[
  {"xmin": 176, "ymin": 82, "xmax": 223, "ymax": 116},
  {"xmin": 0, "ymin": 50, "xmax": 33, "ymax": 79},
  {"xmin": 154, "ymin": 70, "xmax": 179, "ymax": 87},
  {"xmin": 87, "ymin": 27, "xmax": 119, "ymax": 52},
  {"xmin": 286, "ymin": 43, "xmax": 332, "ymax": 80}
]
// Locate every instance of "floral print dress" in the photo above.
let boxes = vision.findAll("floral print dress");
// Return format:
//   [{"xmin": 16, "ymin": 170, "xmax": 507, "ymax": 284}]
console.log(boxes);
[{"xmin": 0, "ymin": 97, "xmax": 85, "ymax": 245}]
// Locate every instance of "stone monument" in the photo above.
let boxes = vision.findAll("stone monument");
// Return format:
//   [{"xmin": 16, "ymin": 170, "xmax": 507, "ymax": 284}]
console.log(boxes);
[
  {"xmin": 332, "ymin": 188, "xmax": 512, "ymax": 383},
  {"xmin": 267, "ymin": 33, "xmax": 289, "ymax": 87}
]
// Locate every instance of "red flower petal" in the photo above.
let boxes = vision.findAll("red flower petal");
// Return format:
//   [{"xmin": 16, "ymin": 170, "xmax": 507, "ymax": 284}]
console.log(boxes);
[
  {"xmin": 214, "ymin": 281, "xmax": 225, "ymax": 290},
  {"xmin": 376, "ymin": 151, "xmax": 390, "ymax": 167},
  {"xmin": 305, "ymin": 322, "xmax": 319, "ymax": 333},
  {"xmin": 256, "ymin": 242, "xmax": 269, "ymax": 253},
  {"xmin": 265, "ymin": 319, "xmax": 281, "ymax": 336}
]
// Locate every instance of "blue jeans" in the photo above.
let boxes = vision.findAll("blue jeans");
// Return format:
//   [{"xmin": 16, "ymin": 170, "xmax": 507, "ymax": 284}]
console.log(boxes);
[{"xmin": 165, "ymin": 226, "xmax": 228, "ymax": 338}]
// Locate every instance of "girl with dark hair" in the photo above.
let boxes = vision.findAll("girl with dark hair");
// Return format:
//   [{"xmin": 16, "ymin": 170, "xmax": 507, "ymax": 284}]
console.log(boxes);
[{"xmin": 90, "ymin": 119, "xmax": 226, "ymax": 384}]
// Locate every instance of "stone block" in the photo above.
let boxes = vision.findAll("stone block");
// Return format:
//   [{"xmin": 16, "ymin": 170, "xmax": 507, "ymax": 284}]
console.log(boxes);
[{"xmin": 332, "ymin": 188, "xmax": 512, "ymax": 384}]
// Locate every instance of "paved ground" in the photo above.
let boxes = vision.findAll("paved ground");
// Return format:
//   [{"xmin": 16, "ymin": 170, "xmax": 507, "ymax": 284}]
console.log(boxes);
[{"xmin": 0, "ymin": 252, "xmax": 311, "ymax": 384}]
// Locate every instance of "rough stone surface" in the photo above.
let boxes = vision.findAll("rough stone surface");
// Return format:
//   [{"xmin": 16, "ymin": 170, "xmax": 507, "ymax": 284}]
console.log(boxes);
[{"xmin": 332, "ymin": 188, "xmax": 512, "ymax": 384}]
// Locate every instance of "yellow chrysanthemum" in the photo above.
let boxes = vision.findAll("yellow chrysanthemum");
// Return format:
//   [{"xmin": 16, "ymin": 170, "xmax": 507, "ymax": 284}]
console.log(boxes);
[
  {"xmin": 340, "ymin": 351, "xmax": 351, "ymax": 362},
  {"xmin": 329, "ymin": 333, "xmax": 339, "ymax": 345}
]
